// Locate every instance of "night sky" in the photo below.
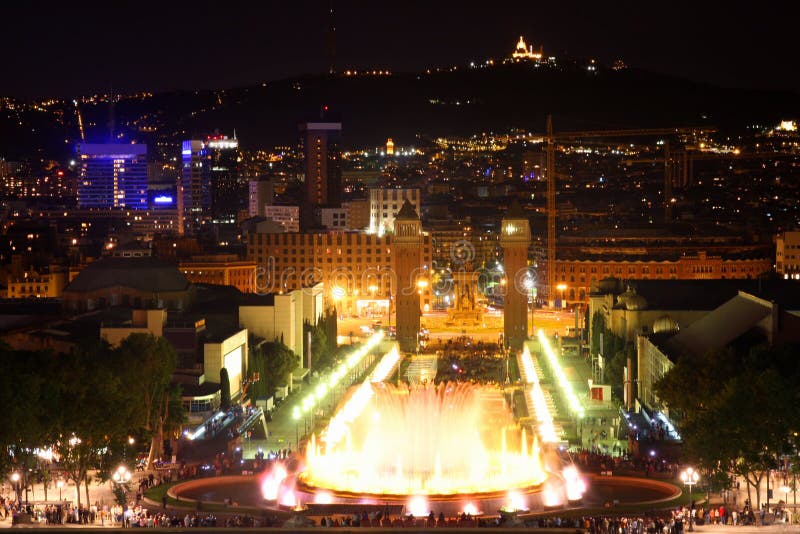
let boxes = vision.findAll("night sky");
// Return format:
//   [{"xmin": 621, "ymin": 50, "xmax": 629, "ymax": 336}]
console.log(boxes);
[{"xmin": 2, "ymin": 2, "xmax": 797, "ymax": 99}]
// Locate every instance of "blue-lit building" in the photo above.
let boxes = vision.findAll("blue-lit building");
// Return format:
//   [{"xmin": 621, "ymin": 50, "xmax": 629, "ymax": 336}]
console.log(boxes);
[{"xmin": 77, "ymin": 143, "xmax": 148, "ymax": 209}]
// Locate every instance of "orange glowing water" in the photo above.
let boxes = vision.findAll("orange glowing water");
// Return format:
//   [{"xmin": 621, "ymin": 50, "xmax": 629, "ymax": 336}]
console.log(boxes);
[{"xmin": 301, "ymin": 382, "xmax": 546, "ymax": 495}]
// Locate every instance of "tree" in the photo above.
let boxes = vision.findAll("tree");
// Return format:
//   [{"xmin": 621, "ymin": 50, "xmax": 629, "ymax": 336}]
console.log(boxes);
[
  {"xmin": 55, "ymin": 339, "xmax": 129, "ymax": 508},
  {"xmin": 220, "ymin": 368, "xmax": 231, "ymax": 411},
  {"xmin": 248, "ymin": 341, "xmax": 299, "ymax": 399},
  {"xmin": 115, "ymin": 334, "xmax": 178, "ymax": 469},
  {"xmin": 655, "ymin": 342, "xmax": 800, "ymax": 507}
]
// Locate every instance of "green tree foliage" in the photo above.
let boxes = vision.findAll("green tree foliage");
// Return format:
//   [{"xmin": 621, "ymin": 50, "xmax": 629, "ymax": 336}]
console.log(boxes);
[
  {"xmin": 655, "ymin": 342, "xmax": 800, "ymax": 507},
  {"xmin": 248, "ymin": 341, "xmax": 299, "ymax": 400},
  {"xmin": 220, "ymin": 368, "xmax": 231, "ymax": 411},
  {"xmin": 54, "ymin": 339, "xmax": 130, "ymax": 508},
  {"xmin": 114, "ymin": 333, "xmax": 179, "ymax": 469}
]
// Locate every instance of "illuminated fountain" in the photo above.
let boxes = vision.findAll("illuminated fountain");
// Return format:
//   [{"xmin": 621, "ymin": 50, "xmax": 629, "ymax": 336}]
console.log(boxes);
[
  {"xmin": 304, "ymin": 382, "xmax": 544, "ymax": 495},
  {"xmin": 289, "ymin": 357, "xmax": 559, "ymax": 514}
]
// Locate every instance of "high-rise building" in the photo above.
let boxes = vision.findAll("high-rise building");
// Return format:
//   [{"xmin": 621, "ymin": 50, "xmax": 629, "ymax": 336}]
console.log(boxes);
[
  {"xmin": 368, "ymin": 188, "xmax": 421, "ymax": 235},
  {"xmin": 248, "ymin": 179, "xmax": 274, "ymax": 217},
  {"xmin": 180, "ymin": 136, "xmax": 241, "ymax": 233},
  {"xmin": 393, "ymin": 201, "xmax": 423, "ymax": 352},
  {"xmin": 299, "ymin": 121, "xmax": 342, "ymax": 208},
  {"xmin": 77, "ymin": 143, "xmax": 148, "ymax": 209},
  {"xmin": 500, "ymin": 201, "xmax": 531, "ymax": 350}
]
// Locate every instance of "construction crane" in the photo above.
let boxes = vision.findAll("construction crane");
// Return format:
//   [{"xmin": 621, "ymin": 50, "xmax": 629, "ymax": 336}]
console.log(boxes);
[{"xmin": 543, "ymin": 116, "xmax": 717, "ymax": 305}]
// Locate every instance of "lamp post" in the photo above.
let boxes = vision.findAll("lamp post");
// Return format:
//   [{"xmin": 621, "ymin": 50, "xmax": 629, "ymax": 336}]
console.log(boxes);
[
  {"xmin": 292, "ymin": 406, "xmax": 300, "ymax": 449},
  {"xmin": 57, "ymin": 479, "xmax": 65, "ymax": 502},
  {"xmin": 680, "ymin": 467, "xmax": 700, "ymax": 531},
  {"xmin": 11, "ymin": 472, "xmax": 21, "ymax": 503},
  {"xmin": 112, "ymin": 465, "xmax": 132, "ymax": 485}
]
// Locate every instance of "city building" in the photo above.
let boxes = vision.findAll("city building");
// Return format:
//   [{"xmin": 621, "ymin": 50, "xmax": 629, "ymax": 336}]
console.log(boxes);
[
  {"xmin": 248, "ymin": 179, "xmax": 274, "ymax": 217},
  {"xmin": 179, "ymin": 254, "xmax": 257, "ymax": 293},
  {"xmin": 343, "ymin": 199, "xmax": 369, "ymax": 231},
  {"xmin": 776, "ymin": 230, "xmax": 800, "ymax": 278},
  {"xmin": 637, "ymin": 287, "xmax": 800, "ymax": 412},
  {"xmin": 238, "ymin": 284, "xmax": 323, "ymax": 363},
  {"xmin": 77, "ymin": 143, "xmax": 148, "ymax": 209},
  {"xmin": 552, "ymin": 231, "xmax": 773, "ymax": 306},
  {"xmin": 263, "ymin": 205, "xmax": 300, "ymax": 233},
  {"xmin": 368, "ymin": 188, "xmax": 421, "ymax": 235},
  {"xmin": 203, "ymin": 328, "xmax": 249, "ymax": 399},
  {"xmin": 300, "ymin": 121, "xmax": 342, "ymax": 209},
  {"xmin": 392, "ymin": 201, "xmax": 423, "ymax": 352},
  {"xmin": 500, "ymin": 202, "xmax": 531, "ymax": 349},
  {"xmin": 321, "ymin": 207, "xmax": 348, "ymax": 230},
  {"xmin": 247, "ymin": 229, "xmax": 432, "ymax": 315},
  {"xmin": 179, "ymin": 135, "xmax": 241, "ymax": 232},
  {"xmin": 62, "ymin": 256, "xmax": 194, "ymax": 313},
  {"xmin": 5, "ymin": 265, "xmax": 67, "ymax": 299}
]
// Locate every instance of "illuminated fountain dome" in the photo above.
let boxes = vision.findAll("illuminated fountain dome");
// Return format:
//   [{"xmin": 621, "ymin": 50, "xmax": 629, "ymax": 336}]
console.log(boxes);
[{"xmin": 290, "ymin": 381, "xmax": 557, "ymax": 515}]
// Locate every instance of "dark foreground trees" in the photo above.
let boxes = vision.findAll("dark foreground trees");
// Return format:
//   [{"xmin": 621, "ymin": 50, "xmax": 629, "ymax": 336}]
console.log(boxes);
[
  {"xmin": 655, "ymin": 341, "xmax": 800, "ymax": 507},
  {"xmin": 0, "ymin": 333, "xmax": 185, "ymax": 501}
]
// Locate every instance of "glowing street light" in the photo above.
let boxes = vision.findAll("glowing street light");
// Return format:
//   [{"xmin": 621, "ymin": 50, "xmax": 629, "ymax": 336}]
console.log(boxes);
[
  {"xmin": 680, "ymin": 467, "xmax": 700, "ymax": 531},
  {"xmin": 112, "ymin": 465, "xmax": 132, "ymax": 484},
  {"xmin": 56, "ymin": 479, "xmax": 65, "ymax": 501}
]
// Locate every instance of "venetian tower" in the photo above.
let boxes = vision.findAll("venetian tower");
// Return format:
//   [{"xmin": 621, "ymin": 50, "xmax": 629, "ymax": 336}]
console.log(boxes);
[
  {"xmin": 501, "ymin": 200, "xmax": 532, "ymax": 350},
  {"xmin": 392, "ymin": 201, "xmax": 422, "ymax": 352}
]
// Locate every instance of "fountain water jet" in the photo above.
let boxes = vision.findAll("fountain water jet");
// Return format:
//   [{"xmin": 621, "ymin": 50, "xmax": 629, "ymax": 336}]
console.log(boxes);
[{"xmin": 300, "ymin": 382, "xmax": 546, "ymax": 497}]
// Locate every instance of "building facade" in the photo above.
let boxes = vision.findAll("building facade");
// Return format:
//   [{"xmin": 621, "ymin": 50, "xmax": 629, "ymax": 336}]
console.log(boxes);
[
  {"xmin": 179, "ymin": 255, "xmax": 257, "ymax": 293},
  {"xmin": 300, "ymin": 122, "xmax": 342, "ymax": 208},
  {"xmin": 77, "ymin": 143, "xmax": 148, "ymax": 209},
  {"xmin": 776, "ymin": 230, "xmax": 800, "ymax": 278},
  {"xmin": 247, "ymin": 230, "xmax": 432, "ymax": 316},
  {"xmin": 263, "ymin": 205, "xmax": 300, "ymax": 232},
  {"xmin": 368, "ymin": 188, "xmax": 421, "ymax": 235}
]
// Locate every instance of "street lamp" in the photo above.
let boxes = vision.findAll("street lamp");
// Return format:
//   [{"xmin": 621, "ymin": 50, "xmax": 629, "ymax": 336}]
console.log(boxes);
[
  {"xmin": 680, "ymin": 467, "xmax": 700, "ymax": 531},
  {"xmin": 11, "ymin": 472, "xmax": 20, "ymax": 502},
  {"xmin": 292, "ymin": 406, "xmax": 301, "ymax": 449},
  {"xmin": 112, "ymin": 465, "xmax": 132, "ymax": 485},
  {"xmin": 56, "ymin": 479, "xmax": 65, "ymax": 501}
]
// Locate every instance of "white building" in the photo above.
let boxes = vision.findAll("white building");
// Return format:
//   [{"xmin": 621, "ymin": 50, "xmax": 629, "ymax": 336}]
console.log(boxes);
[
  {"xmin": 238, "ymin": 284, "xmax": 323, "ymax": 367},
  {"xmin": 321, "ymin": 207, "xmax": 348, "ymax": 230},
  {"xmin": 368, "ymin": 188, "xmax": 420, "ymax": 235},
  {"xmin": 263, "ymin": 205, "xmax": 300, "ymax": 233},
  {"xmin": 203, "ymin": 329, "xmax": 249, "ymax": 399}
]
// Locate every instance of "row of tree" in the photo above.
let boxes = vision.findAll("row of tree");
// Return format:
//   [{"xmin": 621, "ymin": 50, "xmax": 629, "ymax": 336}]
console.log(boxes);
[
  {"xmin": 655, "ymin": 339, "xmax": 800, "ymax": 507},
  {"xmin": 0, "ymin": 334, "xmax": 182, "ymax": 508}
]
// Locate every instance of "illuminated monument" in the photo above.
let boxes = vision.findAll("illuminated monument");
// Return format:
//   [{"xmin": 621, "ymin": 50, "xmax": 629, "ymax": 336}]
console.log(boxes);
[
  {"xmin": 501, "ymin": 201, "xmax": 532, "ymax": 350},
  {"xmin": 393, "ymin": 201, "xmax": 422, "ymax": 352},
  {"xmin": 511, "ymin": 36, "xmax": 543, "ymax": 60}
]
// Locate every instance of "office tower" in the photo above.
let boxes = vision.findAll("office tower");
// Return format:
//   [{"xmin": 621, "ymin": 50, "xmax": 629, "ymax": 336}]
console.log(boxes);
[
  {"xmin": 299, "ymin": 121, "xmax": 342, "ymax": 208},
  {"xmin": 248, "ymin": 178, "xmax": 274, "ymax": 217},
  {"xmin": 77, "ymin": 143, "xmax": 148, "ymax": 209},
  {"xmin": 180, "ymin": 136, "xmax": 241, "ymax": 233}
]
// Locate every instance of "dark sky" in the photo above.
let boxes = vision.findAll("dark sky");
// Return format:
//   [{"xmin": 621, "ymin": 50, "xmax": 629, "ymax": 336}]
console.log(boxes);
[{"xmin": 2, "ymin": 1, "xmax": 797, "ymax": 99}]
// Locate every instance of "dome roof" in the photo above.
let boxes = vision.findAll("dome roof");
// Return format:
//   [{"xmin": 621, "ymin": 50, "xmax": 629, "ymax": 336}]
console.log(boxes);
[
  {"xmin": 616, "ymin": 286, "xmax": 636, "ymax": 307},
  {"xmin": 65, "ymin": 256, "xmax": 191, "ymax": 294},
  {"xmin": 625, "ymin": 293, "xmax": 648, "ymax": 311},
  {"xmin": 652, "ymin": 315, "xmax": 680, "ymax": 334}
]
